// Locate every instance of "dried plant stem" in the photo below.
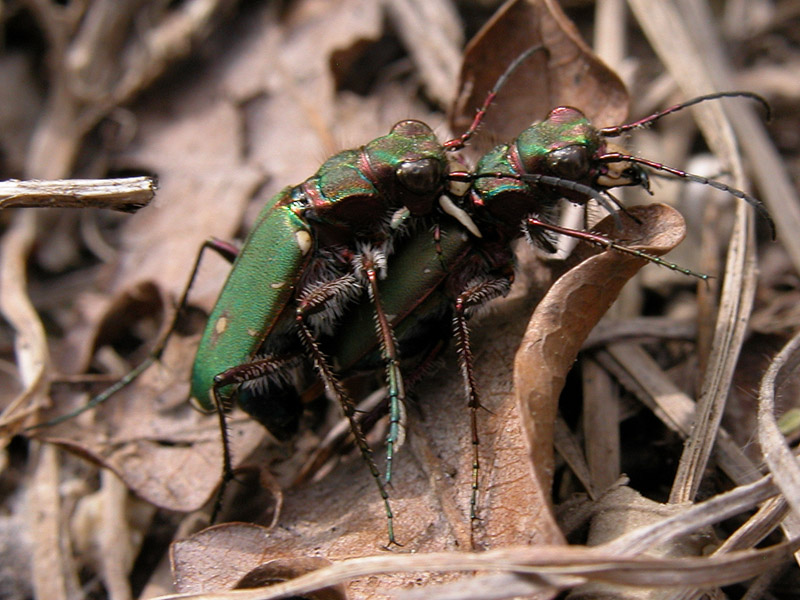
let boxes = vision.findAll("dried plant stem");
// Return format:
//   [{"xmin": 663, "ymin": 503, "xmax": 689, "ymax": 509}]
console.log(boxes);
[
  {"xmin": 678, "ymin": 0, "xmax": 800, "ymax": 273},
  {"xmin": 151, "ymin": 538, "xmax": 796, "ymax": 600},
  {"xmin": 0, "ymin": 211, "xmax": 50, "ymax": 426},
  {"xmin": 28, "ymin": 445, "xmax": 81, "ymax": 600},
  {"xmin": 385, "ymin": 0, "xmax": 463, "ymax": 105},
  {"xmin": 0, "ymin": 176, "xmax": 155, "ymax": 212},
  {"xmin": 598, "ymin": 343, "xmax": 758, "ymax": 486},
  {"xmin": 627, "ymin": 0, "xmax": 758, "ymax": 506}
]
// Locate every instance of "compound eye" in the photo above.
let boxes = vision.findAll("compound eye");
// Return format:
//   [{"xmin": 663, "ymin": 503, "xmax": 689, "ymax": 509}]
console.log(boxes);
[
  {"xmin": 396, "ymin": 158, "xmax": 442, "ymax": 194},
  {"xmin": 547, "ymin": 145, "xmax": 590, "ymax": 180}
]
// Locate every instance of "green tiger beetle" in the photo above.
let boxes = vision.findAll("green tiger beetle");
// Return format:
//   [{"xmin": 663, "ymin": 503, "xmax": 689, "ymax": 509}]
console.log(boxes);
[
  {"xmin": 31, "ymin": 27, "xmax": 774, "ymax": 542},
  {"xmin": 35, "ymin": 80, "xmax": 773, "ymax": 546},
  {"xmin": 319, "ymin": 91, "xmax": 774, "ymax": 545},
  {"xmin": 33, "ymin": 48, "xmax": 552, "ymax": 546}
]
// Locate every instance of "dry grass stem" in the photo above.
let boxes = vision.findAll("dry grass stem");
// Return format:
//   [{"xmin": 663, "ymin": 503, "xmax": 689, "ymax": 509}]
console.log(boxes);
[{"xmin": 0, "ymin": 176, "xmax": 156, "ymax": 212}]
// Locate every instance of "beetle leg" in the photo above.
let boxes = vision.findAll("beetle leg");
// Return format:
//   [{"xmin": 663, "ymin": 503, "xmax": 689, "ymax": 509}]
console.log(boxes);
[
  {"xmin": 27, "ymin": 238, "xmax": 241, "ymax": 430},
  {"xmin": 295, "ymin": 274, "xmax": 399, "ymax": 546},
  {"xmin": 454, "ymin": 275, "xmax": 512, "ymax": 544},
  {"xmin": 210, "ymin": 353, "xmax": 300, "ymax": 521},
  {"xmin": 525, "ymin": 216, "xmax": 709, "ymax": 280},
  {"xmin": 356, "ymin": 246, "xmax": 407, "ymax": 487},
  {"xmin": 155, "ymin": 238, "xmax": 239, "ymax": 357}
]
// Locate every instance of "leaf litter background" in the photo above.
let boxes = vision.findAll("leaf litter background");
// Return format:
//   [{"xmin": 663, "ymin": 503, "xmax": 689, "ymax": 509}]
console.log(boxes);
[{"xmin": 1, "ymin": 1, "xmax": 800, "ymax": 599}]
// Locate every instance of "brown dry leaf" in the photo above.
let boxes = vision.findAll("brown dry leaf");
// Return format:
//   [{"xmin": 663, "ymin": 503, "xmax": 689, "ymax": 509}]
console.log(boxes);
[
  {"xmin": 32, "ymin": 62, "xmax": 267, "ymax": 510},
  {"xmin": 168, "ymin": 204, "xmax": 686, "ymax": 598},
  {"xmin": 164, "ymin": 457, "xmax": 800, "ymax": 599},
  {"xmin": 450, "ymin": 0, "xmax": 629, "ymax": 154},
  {"xmin": 516, "ymin": 203, "xmax": 687, "ymax": 494},
  {"xmin": 172, "ymin": 524, "xmax": 345, "ymax": 596}
]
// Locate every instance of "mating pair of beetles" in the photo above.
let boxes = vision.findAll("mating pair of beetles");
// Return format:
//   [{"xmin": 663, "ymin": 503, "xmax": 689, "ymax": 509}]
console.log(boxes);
[{"xmin": 73, "ymin": 48, "xmax": 773, "ymax": 545}]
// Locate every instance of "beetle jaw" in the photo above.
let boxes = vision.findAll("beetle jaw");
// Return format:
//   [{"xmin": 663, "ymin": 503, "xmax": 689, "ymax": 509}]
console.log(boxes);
[{"xmin": 595, "ymin": 143, "xmax": 649, "ymax": 191}]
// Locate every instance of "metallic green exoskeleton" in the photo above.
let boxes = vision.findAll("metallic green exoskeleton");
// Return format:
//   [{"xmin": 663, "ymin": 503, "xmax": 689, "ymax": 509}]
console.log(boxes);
[
  {"xmin": 185, "ymin": 51, "xmax": 560, "ymax": 536},
  {"xmin": 190, "ymin": 120, "xmax": 453, "ymax": 415},
  {"xmin": 321, "ymin": 106, "xmax": 650, "ymax": 545},
  {"xmin": 45, "ymin": 48, "xmax": 548, "ymax": 547},
  {"xmin": 472, "ymin": 106, "xmax": 641, "ymax": 240},
  {"xmin": 186, "ymin": 117, "xmax": 485, "ymax": 544},
  {"xmin": 324, "ymin": 94, "xmax": 773, "ymax": 543}
]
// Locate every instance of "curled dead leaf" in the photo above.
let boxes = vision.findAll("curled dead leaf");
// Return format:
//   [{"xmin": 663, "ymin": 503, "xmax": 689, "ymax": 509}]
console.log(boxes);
[{"xmin": 515, "ymin": 203, "xmax": 688, "ymax": 495}]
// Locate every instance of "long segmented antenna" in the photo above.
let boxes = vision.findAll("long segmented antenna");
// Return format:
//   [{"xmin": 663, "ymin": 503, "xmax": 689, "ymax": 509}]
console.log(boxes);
[
  {"xmin": 471, "ymin": 171, "xmax": 625, "ymax": 229},
  {"xmin": 444, "ymin": 45, "xmax": 548, "ymax": 152},
  {"xmin": 599, "ymin": 91, "xmax": 771, "ymax": 137},
  {"xmin": 599, "ymin": 152, "xmax": 776, "ymax": 239}
]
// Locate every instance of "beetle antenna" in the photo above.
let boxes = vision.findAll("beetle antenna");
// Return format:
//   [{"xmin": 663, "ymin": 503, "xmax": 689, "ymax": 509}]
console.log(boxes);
[
  {"xmin": 599, "ymin": 152, "xmax": 775, "ymax": 239},
  {"xmin": 599, "ymin": 92, "xmax": 770, "ymax": 137},
  {"xmin": 444, "ymin": 44, "xmax": 548, "ymax": 152},
  {"xmin": 472, "ymin": 171, "xmax": 624, "ymax": 228},
  {"xmin": 604, "ymin": 190, "xmax": 642, "ymax": 225},
  {"xmin": 469, "ymin": 171, "xmax": 709, "ymax": 279}
]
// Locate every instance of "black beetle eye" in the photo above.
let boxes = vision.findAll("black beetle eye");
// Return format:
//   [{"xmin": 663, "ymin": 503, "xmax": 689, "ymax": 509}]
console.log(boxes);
[
  {"xmin": 396, "ymin": 158, "xmax": 442, "ymax": 194},
  {"xmin": 546, "ymin": 145, "xmax": 590, "ymax": 180}
]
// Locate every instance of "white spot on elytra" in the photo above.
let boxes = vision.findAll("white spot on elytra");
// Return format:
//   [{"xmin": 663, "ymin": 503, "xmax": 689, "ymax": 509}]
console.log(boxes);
[
  {"xmin": 295, "ymin": 230, "xmax": 312, "ymax": 254},
  {"xmin": 215, "ymin": 316, "xmax": 227, "ymax": 335}
]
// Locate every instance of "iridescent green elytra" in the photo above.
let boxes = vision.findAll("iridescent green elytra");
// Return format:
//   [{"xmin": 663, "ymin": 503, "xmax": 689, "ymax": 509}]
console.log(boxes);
[
  {"xmin": 187, "ymin": 118, "xmax": 469, "ymax": 545},
  {"xmin": 190, "ymin": 120, "xmax": 451, "ymax": 414}
]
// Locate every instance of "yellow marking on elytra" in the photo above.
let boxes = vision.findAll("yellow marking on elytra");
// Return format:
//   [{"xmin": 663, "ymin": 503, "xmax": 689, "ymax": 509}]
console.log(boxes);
[
  {"xmin": 270, "ymin": 281, "xmax": 285, "ymax": 289},
  {"xmin": 295, "ymin": 230, "xmax": 312, "ymax": 254},
  {"xmin": 247, "ymin": 328, "xmax": 259, "ymax": 337},
  {"xmin": 215, "ymin": 316, "xmax": 228, "ymax": 335}
]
